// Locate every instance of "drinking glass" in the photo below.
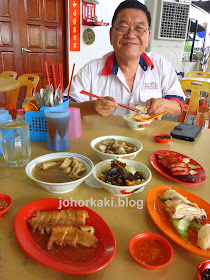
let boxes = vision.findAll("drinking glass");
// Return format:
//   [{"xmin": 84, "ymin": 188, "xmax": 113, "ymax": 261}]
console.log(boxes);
[
  {"xmin": 0, "ymin": 120, "xmax": 31, "ymax": 167},
  {"xmin": 0, "ymin": 109, "xmax": 12, "ymax": 156},
  {"xmin": 44, "ymin": 107, "xmax": 70, "ymax": 152}
]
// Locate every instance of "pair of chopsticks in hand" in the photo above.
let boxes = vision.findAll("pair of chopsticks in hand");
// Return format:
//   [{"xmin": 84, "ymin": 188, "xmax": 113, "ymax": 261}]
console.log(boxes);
[
  {"xmin": 80, "ymin": 90, "xmax": 141, "ymax": 112},
  {"xmin": 44, "ymin": 61, "xmax": 64, "ymax": 92}
]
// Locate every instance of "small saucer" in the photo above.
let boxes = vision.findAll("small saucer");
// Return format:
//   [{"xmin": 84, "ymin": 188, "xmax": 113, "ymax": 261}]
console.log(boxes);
[
  {"xmin": 197, "ymin": 259, "xmax": 210, "ymax": 280},
  {"xmin": 0, "ymin": 194, "xmax": 12, "ymax": 217}
]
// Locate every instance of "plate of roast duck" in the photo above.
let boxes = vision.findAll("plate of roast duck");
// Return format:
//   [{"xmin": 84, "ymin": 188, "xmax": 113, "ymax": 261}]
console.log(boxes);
[
  {"xmin": 14, "ymin": 198, "xmax": 116, "ymax": 274},
  {"xmin": 150, "ymin": 150, "xmax": 207, "ymax": 185}
]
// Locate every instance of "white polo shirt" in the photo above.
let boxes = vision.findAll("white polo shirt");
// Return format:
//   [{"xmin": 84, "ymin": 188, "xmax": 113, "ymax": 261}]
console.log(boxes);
[{"xmin": 65, "ymin": 51, "xmax": 185, "ymax": 116}]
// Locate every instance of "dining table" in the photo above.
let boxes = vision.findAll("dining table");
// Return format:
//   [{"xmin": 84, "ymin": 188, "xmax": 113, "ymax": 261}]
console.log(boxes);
[
  {"xmin": 0, "ymin": 115, "xmax": 209, "ymax": 280},
  {"xmin": 0, "ymin": 77, "xmax": 20, "ymax": 92}
]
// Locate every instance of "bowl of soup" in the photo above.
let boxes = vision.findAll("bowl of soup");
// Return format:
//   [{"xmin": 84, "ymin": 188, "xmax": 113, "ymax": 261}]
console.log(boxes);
[
  {"xmin": 90, "ymin": 136, "xmax": 143, "ymax": 161},
  {"xmin": 129, "ymin": 232, "xmax": 173, "ymax": 269},
  {"xmin": 25, "ymin": 153, "xmax": 94, "ymax": 193}
]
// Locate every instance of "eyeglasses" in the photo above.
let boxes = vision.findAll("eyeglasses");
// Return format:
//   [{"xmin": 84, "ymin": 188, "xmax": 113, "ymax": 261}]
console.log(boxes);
[{"xmin": 113, "ymin": 25, "xmax": 149, "ymax": 37}]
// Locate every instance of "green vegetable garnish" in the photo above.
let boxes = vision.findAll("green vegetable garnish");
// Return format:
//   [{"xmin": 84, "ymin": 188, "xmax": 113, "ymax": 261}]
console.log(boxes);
[
  {"xmin": 171, "ymin": 218, "xmax": 191, "ymax": 242},
  {"xmin": 158, "ymin": 196, "xmax": 166, "ymax": 202}
]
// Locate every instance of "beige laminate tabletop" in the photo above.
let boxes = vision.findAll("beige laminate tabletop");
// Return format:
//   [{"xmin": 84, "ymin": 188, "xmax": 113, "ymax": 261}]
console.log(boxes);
[
  {"xmin": 0, "ymin": 116, "xmax": 209, "ymax": 280},
  {"xmin": 0, "ymin": 77, "xmax": 20, "ymax": 92}
]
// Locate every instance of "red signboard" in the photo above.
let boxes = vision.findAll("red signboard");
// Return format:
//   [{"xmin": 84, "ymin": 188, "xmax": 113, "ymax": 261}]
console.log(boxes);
[
  {"xmin": 82, "ymin": 2, "xmax": 96, "ymax": 24},
  {"xmin": 69, "ymin": 0, "xmax": 80, "ymax": 51},
  {"xmin": 82, "ymin": 2, "xmax": 109, "ymax": 26}
]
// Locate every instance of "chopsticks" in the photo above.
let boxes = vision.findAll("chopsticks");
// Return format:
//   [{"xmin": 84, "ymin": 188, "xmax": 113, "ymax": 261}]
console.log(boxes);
[
  {"xmin": 67, "ymin": 63, "xmax": 75, "ymax": 100},
  {"xmin": 44, "ymin": 61, "xmax": 64, "ymax": 92},
  {"xmin": 44, "ymin": 61, "xmax": 50, "ymax": 86},
  {"xmin": 80, "ymin": 90, "xmax": 141, "ymax": 112}
]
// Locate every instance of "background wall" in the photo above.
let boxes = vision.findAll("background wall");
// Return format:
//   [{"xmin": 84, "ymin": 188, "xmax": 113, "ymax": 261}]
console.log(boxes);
[
  {"xmin": 68, "ymin": 0, "xmax": 209, "ymax": 82},
  {"xmin": 68, "ymin": 0, "xmax": 124, "ymax": 76}
]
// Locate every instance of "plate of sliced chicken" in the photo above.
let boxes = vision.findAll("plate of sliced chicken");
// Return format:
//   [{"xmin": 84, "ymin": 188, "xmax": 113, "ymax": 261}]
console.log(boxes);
[
  {"xmin": 14, "ymin": 198, "xmax": 116, "ymax": 274},
  {"xmin": 147, "ymin": 186, "xmax": 210, "ymax": 257},
  {"xmin": 150, "ymin": 150, "xmax": 207, "ymax": 185}
]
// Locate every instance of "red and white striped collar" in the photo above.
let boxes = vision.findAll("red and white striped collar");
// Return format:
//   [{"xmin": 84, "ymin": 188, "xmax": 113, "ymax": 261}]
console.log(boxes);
[{"xmin": 101, "ymin": 51, "xmax": 154, "ymax": 76}]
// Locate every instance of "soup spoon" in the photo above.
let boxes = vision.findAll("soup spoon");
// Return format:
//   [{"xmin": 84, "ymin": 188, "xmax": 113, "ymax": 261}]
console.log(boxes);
[{"xmin": 135, "ymin": 111, "xmax": 166, "ymax": 122}]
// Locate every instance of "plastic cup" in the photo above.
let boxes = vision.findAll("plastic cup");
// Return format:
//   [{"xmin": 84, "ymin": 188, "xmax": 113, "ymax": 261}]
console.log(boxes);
[
  {"xmin": 44, "ymin": 107, "xmax": 70, "ymax": 152},
  {"xmin": 0, "ymin": 109, "xmax": 12, "ymax": 156},
  {"xmin": 68, "ymin": 108, "xmax": 82, "ymax": 138}
]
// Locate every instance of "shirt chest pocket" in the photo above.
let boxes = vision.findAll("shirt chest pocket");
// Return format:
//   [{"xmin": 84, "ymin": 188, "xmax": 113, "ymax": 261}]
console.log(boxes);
[{"xmin": 140, "ymin": 82, "xmax": 162, "ymax": 102}]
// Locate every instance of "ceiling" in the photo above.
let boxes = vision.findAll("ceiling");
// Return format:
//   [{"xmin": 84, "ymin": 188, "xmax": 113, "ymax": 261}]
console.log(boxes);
[{"xmin": 192, "ymin": 0, "xmax": 210, "ymax": 14}]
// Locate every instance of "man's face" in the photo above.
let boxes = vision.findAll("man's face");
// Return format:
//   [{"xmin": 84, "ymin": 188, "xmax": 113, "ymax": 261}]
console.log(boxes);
[{"xmin": 110, "ymin": 8, "xmax": 151, "ymax": 62}]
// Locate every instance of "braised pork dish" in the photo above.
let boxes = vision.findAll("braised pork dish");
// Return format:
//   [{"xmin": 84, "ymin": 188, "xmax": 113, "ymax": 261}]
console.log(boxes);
[
  {"xmin": 32, "ymin": 157, "xmax": 87, "ymax": 183},
  {"xmin": 95, "ymin": 138, "xmax": 137, "ymax": 154},
  {"xmin": 28, "ymin": 209, "xmax": 99, "ymax": 263},
  {"xmin": 98, "ymin": 159, "xmax": 145, "ymax": 186}
]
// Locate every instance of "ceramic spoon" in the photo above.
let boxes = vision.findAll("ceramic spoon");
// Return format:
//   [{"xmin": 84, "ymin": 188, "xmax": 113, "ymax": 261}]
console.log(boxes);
[{"xmin": 135, "ymin": 111, "xmax": 166, "ymax": 122}]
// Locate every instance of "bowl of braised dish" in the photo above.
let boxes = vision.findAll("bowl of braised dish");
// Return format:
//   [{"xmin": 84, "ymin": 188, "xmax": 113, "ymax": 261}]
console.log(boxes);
[
  {"xmin": 92, "ymin": 159, "xmax": 152, "ymax": 196},
  {"xmin": 153, "ymin": 133, "xmax": 172, "ymax": 144},
  {"xmin": 25, "ymin": 153, "xmax": 94, "ymax": 194},
  {"xmin": 129, "ymin": 232, "xmax": 173, "ymax": 270},
  {"xmin": 90, "ymin": 136, "xmax": 143, "ymax": 161}
]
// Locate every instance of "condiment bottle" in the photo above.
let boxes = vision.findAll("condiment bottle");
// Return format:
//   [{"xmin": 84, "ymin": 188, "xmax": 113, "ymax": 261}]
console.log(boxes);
[{"xmin": 16, "ymin": 109, "xmax": 25, "ymax": 120}]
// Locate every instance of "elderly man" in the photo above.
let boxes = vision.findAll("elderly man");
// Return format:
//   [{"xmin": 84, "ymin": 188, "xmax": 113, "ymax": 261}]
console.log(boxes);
[{"xmin": 65, "ymin": 0, "xmax": 185, "ymax": 117}]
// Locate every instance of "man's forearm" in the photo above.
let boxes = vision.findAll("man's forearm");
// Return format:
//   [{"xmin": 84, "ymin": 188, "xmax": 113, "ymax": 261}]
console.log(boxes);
[
  {"xmin": 69, "ymin": 101, "xmax": 97, "ymax": 117},
  {"xmin": 162, "ymin": 99, "xmax": 182, "ymax": 116}
]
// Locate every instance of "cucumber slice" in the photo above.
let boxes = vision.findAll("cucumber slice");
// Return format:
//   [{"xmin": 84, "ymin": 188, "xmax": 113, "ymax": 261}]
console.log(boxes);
[
  {"xmin": 190, "ymin": 220, "xmax": 202, "ymax": 232},
  {"xmin": 171, "ymin": 218, "xmax": 191, "ymax": 242}
]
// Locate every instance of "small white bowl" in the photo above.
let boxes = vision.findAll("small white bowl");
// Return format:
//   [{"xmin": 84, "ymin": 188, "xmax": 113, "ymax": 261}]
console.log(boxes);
[
  {"xmin": 90, "ymin": 135, "xmax": 143, "ymax": 161},
  {"xmin": 25, "ymin": 152, "xmax": 94, "ymax": 194},
  {"xmin": 92, "ymin": 159, "xmax": 152, "ymax": 197},
  {"xmin": 122, "ymin": 114, "xmax": 153, "ymax": 130}
]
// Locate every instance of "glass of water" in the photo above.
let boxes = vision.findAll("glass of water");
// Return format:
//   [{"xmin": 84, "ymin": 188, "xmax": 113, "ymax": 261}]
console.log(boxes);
[{"xmin": 0, "ymin": 120, "xmax": 31, "ymax": 167}]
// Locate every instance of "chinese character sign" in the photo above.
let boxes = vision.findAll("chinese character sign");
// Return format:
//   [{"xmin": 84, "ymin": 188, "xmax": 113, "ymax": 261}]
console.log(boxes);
[{"xmin": 69, "ymin": 0, "xmax": 80, "ymax": 51}]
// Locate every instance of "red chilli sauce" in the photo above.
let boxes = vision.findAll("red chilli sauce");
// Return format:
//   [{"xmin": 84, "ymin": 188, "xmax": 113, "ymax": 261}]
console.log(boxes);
[
  {"xmin": 132, "ymin": 238, "xmax": 169, "ymax": 266},
  {"xmin": 0, "ymin": 199, "xmax": 9, "ymax": 211}
]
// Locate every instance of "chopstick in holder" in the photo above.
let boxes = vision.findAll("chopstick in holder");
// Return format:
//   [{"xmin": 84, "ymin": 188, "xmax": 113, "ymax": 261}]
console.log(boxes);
[
  {"xmin": 67, "ymin": 63, "xmax": 75, "ymax": 100},
  {"xmin": 51, "ymin": 63, "xmax": 57, "ymax": 90},
  {"xmin": 44, "ymin": 61, "xmax": 50, "ymax": 86},
  {"xmin": 55, "ymin": 63, "xmax": 60, "ymax": 88},
  {"xmin": 80, "ymin": 90, "xmax": 141, "ymax": 112},
  {"xmin": 59, "ymin": 63, "xmax": 64, "ymax": 92}
]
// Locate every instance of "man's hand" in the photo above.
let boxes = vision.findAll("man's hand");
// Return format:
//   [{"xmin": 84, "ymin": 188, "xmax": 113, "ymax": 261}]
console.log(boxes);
[
  {"xmin": 146, "ymin": 97, "xmax": 182, "ymax": 118},
  {"xmin": 94, "ymin": 96, "xmax": 117, "ymax": 117},
  {"xmin": 146, "ymin": 98, "xmax": 165, "ymax": 119}
]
